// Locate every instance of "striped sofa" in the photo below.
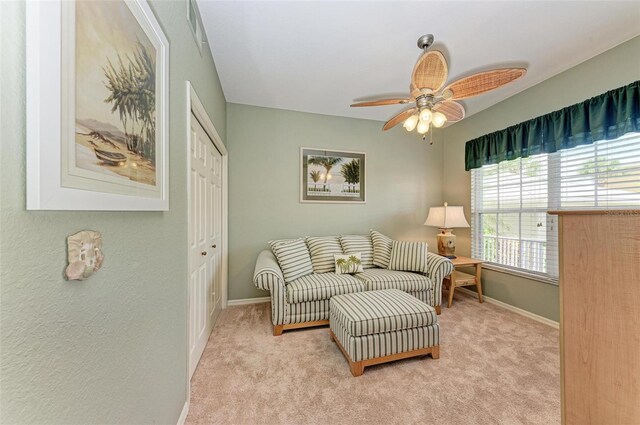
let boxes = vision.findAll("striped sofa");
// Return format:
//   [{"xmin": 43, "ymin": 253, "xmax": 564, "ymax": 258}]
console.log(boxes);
[{"xmin": 253, "ymin": 241, "xmax": 453, "ymax": 336}]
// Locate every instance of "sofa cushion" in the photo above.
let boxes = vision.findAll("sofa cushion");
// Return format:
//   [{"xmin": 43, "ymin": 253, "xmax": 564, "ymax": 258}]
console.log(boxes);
[
  {"xmin": 271, "ymin": 238, "xmax": 314, "ymax": 283},
  {"xmin": 354, "ymin": 268, "xmax": 433, "ymax": 292},
  {"xmin": 306, "ymin": 236, "xmax": 344, "ymax": 273},
  {"xmin": 330, "ymin": 289, "xmax": 438, "ymax": 337},
  {"xmin": 268, "ymin": 238, "xmax": 298, "ymax": 250},
  {"xmin": 286, "ymin": 273, "xmax": 365, "ymax": 303},
  {"xmin": 370, "ymin": 230, "xmax": 393, "ymax": 268},
  {"xmin": 339, "ymin": 235, "xmax": 374, "ymax": 269},
  {"xmin": 388, "ymin": 241, "xmax": 428, "ymax": 273}
]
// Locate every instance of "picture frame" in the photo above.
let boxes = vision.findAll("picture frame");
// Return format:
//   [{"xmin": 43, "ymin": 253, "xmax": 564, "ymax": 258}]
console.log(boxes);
[
  {"xmin": 300, "ymin": 147, "xmax": 366, "ymax": 203},
  {"xmin": 26, "ymin": 0, "xmax": 169, "ymax": 210}
]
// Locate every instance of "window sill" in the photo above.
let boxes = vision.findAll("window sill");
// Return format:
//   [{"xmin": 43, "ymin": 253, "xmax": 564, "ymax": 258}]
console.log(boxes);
[{"xmin": 480, "ymin": 263, "xmax": 559, "ymax": 286}]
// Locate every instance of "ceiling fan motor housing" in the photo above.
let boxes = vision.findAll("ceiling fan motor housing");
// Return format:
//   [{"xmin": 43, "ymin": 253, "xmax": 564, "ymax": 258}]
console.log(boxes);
[{"xmin": 417, "ymin": 34, "xmax": 434, "ymax": 51}]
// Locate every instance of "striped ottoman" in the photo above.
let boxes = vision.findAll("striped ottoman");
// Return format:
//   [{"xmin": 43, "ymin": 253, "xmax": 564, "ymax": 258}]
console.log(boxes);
[{"xmin": 329, "ymin": 289, "xmax": 439, "ymax": 376}]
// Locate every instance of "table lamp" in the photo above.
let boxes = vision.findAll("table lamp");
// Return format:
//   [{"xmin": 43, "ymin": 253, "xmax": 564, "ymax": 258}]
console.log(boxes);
[{"xmin": 424, "ymin": 202, "xmax": 470, "ymax": 258}]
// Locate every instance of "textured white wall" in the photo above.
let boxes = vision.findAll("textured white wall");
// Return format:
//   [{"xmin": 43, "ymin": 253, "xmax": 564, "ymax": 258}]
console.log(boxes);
[{"xmin": 0, "ymin": 1, "xmax": 226, "ymax": 423}]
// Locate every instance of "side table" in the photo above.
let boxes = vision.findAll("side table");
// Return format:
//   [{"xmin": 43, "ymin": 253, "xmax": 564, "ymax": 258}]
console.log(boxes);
[{"xmin": 443, "ymin": 256, "xmax": 483, "ymax": 308}]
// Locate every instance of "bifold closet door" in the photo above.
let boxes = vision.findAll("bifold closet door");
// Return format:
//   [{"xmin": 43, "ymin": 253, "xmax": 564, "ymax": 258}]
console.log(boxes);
[{"xmin": 189, "ymin": 113, "xmax": 223, "ymax": 378}]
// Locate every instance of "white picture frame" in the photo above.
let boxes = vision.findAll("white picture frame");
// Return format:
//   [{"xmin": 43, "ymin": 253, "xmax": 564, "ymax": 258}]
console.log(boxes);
[
  {"xmin": 26, "ymin": 0, "xmax": 169, "ymax": 210},
  {"xmin": 300, "ymin": 147, "xmax": 366, "ymax": 204}
]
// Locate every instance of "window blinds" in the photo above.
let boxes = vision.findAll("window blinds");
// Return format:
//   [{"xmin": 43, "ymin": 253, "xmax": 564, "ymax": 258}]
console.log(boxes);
[{"xmin": 471, "ymin": 132, "xmax": 640, "ymax": 282}]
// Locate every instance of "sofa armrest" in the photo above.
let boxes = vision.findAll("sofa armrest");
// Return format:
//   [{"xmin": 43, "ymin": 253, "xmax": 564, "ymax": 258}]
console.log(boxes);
[
  {"xmin": 253, "ymin": 250, "xmax": 285, "ymax": 291},
  {"xmin": 425, "ymin": 253, "xmax": 454, "ymax": 306},
  {"xmin": 253, "ymin": 250, "xmax": 288, "ymax": 326}
]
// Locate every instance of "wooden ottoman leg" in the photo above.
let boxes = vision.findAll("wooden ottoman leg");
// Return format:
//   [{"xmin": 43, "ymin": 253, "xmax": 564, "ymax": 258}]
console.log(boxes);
[
  {"xmin": 435, "ymin": 305, "xmax": 441, "ymax": 315},
  {"xmin": 273, "ymin": 324, "xmax": 284, "ymax": 336},
  {"xmin": 350, "ymin": 361, "xmax": 364, "ymax": 377},
  {"xmin": 430, "ymin": 346, "xmax": 440, "ymax": 359}
]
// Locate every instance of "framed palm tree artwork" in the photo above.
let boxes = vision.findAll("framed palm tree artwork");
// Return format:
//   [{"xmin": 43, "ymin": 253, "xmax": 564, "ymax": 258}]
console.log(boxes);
[
  {"xmin": 26, "ymin": 0, "xmax": 169, "ymax": 210},
  {"xmin": 300, "ymin": 148, "xmax": 366, "ymax": 203}
]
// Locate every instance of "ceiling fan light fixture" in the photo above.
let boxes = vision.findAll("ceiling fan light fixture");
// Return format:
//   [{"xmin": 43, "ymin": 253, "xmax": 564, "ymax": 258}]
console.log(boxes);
[
  {"xmin": 432, "ymin": 111, "xmax": 447, "ymax": 128},
  {"xmin": 403, "ymin": 114, "xmax": 419, "ymax": 132},
  {"xmin": 350, "ymin": 34, "xmax": 527, "ymax": 140},
  {"xmin": 419, "ymin": 108, "xmax": 432, "ymax": 123}
]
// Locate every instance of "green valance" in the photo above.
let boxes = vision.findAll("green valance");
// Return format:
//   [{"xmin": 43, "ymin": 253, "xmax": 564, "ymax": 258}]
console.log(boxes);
[{"xmin": 465, "ymin": 80, "xmax": 640, "ymax": 171}]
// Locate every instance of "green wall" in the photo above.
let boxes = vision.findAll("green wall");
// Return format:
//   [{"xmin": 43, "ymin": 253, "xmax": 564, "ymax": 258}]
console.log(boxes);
[
  {"xmin": 0, "ymin": 1, "xmax": 226, "ymax": 423},
  {"xmin": 227, "ymin": 103, "xmax": 444, "ymax": 300},
  {"xmin": 442, "ymin": 36, "xmax": 640, "ymax": 322}
]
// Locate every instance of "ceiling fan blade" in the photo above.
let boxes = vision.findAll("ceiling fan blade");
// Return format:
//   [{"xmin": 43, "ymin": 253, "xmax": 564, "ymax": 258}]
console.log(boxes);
[
  {"xmin": 433, "ymin": 100, "xmax": 465, "ymax": 122},
  {"xmin": 411, "ymin": 50, "xmax": 448, "ymax": 92},
  {"xmin": 351, "ymin": 98, "xmax": 411, "ymax": 107},
  {"xmin": 443, "ymin": 68, "xmax": 526, "ymax": 100},
  {"xmin": 382, "ymin": 107, "xmax": 417, "ymax": 131}
]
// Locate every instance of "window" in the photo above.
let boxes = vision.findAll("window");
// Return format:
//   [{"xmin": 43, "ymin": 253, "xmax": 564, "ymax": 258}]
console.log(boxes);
[
  {"xmin": 471, "ymin": 133, "xmax": 640, "ymax": 282},
  {"xmin": 187, "ymin": 0, "xmax": 205, "ymax": 55}
]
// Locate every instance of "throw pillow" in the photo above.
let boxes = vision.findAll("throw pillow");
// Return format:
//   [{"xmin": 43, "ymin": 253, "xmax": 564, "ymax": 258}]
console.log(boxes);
[
  {"xmin": 268, "ymin": 238, "xmax": 297, "ymax": 251},
  {"xmin": 306, "ymin": 236, "xmax": 344, "ymax": 273},
  {"xmin": 270, "ymin": 238, "xmax": 314, "ymax": 283},
  {"xmin": 339, "ymin": 235, "xmax": 374, "ymax": 268},
  {"xmin": 370, "ymin": 230, "xmax": 393, "ymax": 268},
  {"xmin": 388, "ymin": 240, "xmax": 428, "ymax": 273},
  {"xmin": 334, "ymin": 253, "xmax": 364, "ymax": 275}
]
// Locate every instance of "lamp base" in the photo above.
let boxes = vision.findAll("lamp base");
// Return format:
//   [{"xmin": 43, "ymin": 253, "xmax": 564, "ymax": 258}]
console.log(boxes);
[{"xmin": 437, "ymin": 229, "xmax": 456, "ymax": 257}]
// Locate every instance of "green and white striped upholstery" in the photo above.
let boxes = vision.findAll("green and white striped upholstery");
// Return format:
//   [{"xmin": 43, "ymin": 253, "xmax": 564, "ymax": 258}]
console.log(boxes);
[
  {"xmin": 354, "ymin": 268, "xmax": 433, "ymax": 292},
  {"xmin": 267, "ymin": 238, "xmax": 297, "ymax": 251},
  {"xmin": 331, "ymin": 322, "xmax": 440, "ymax": 362},
  {"xmin": 388, "ymin": 241, "xmax": 428, "ymax": 273},
  {"xmin": 286, "ymin": 273, "xmax": 365, "ymax": 303},
  {"xmin": 339, "ymin": 235, "xmax": 375, "ymax": 269},
  {"xmin": 426, "ymin": 253, "xmax": 454, "ymax": 306},
  {"xmin": 305, "ymin": 236, "xmax": 344, "ymax": 273},
  {"xmin": 253, "ymin": 248, "xmax": 453, "ymax": 327},
  {"xmin": 270, "ymin": 238, "xmax": 314, "ymax": 283},
  {"xmin": 330, "ymin": 289, "xmax": 439, "ymax": 362},
  {"xmin": 410, "ymin": 290, "xmax": 435, "ymax": 306},
  {"xmin": 370, "ymin": 230, "xmax": 393, "ymax": 268},
  {"xmin": 330, "ymin": 289, "xmax": 438, "ymax": 336}
]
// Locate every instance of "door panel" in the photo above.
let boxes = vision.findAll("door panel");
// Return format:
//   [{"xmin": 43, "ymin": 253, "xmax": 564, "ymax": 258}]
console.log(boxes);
[{"xmin": 188, "ymin": 114, "xmax": 223, "ymax": 378}]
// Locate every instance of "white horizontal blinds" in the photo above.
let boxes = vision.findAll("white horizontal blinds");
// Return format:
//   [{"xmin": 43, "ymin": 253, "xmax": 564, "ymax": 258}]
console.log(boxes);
[
  {"xmin": 471, "ymin": 155, "xmax": 552, "ymax": 277},
  {"xmin": 471, "ymin": 131, "xmax": 640, "ymax": 282},
  {"xmin": 554, "ymin": 133, "xmax": 640, "ymax": 210}
]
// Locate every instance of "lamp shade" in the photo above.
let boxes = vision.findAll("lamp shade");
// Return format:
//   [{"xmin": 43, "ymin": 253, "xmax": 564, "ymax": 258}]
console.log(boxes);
[{"xmin": 424, "ymin": 204, "xmax": 470, "ymax": 228}]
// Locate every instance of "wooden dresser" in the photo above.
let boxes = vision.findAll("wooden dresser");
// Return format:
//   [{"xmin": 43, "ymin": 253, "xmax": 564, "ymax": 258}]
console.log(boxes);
[{"xmin": 549, "ymin": 210, "xmax": 640, "ymax": 425}]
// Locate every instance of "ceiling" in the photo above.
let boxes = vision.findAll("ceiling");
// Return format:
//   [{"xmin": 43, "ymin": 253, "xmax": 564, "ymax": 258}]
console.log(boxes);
[{"xmin": 198, "ymin": 1, "xmax": 640, "ymax": 124}]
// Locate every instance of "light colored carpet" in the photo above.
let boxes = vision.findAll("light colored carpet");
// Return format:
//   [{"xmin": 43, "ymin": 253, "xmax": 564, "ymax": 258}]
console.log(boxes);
[{"xmin": 186, "ymin": 291, "xmax": 560, "ymax": 425}]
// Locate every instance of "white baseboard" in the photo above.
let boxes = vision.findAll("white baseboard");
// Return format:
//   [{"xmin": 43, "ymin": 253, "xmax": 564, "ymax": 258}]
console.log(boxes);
[
  {"xmin": 456, "ymin": 287, "xmax": 559, "ymax": 329},
  {"xmin": 226, "ymin": 296, "xmax": 270, "ymax": 306},
  {"xmin": 177, "ymin": 400, "xmax": 189, "ymax": 425}
]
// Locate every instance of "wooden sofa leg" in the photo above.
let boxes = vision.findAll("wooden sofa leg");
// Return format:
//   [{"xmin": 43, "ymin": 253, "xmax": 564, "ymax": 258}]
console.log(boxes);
[
  {"xmin": 435, "ymin": 305, "xmax": 441, "ymax": 315},
  {"xmin": 430, "ymin": 346, "xmax": 440, "ymax": 359},
  {"xmin": 273, "ymin": 325, "xmax": 284, "ymax": 336}
]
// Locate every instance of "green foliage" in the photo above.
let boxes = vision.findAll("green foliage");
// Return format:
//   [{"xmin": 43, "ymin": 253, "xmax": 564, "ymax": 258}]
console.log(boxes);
[
  {"xmin": 336, "ymin": 255, "xmax": 362, "ymax": 274},
  {"xmin": 308, "ymin": 156, "xmax": 342, "ymax": 189},
  {"xmin": 336, "ymin": 258, "xmax": 348, "ymax": 273},
  {"xmin": 340, "ymin": 159, "xmax": 360, "ymax": 185},
  {"xmin": 309, "ymin": 170, "xmax": 322, "ymax": 183},
  {"xmin": 579, "ymin": 156, "xmax": 621, "ymax": 175},
  {"xmin": 103, "ymin": 42, "xmax": 156, "ymax": 162}
]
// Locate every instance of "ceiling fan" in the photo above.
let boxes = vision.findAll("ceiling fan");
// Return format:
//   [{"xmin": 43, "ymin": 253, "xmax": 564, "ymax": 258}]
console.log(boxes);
[{"xmin": 351, "ymin": 34, "xmax": 526, "ymax": 141}]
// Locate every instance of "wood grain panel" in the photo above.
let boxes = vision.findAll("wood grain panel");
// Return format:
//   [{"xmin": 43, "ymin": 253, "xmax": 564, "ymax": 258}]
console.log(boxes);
[{"xmin": 556, "ymin": 212, "xmax": 640, "ymax": 425}]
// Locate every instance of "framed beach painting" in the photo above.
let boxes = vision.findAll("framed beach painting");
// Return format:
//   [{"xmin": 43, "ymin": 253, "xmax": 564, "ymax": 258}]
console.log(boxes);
[
  {"xmin": 26, "ymin": 0, "xmax": 169, "ymax": 210},
  {"xmin": 300, "ymin": 148, "xmax": 366, "ymax": 203}
]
